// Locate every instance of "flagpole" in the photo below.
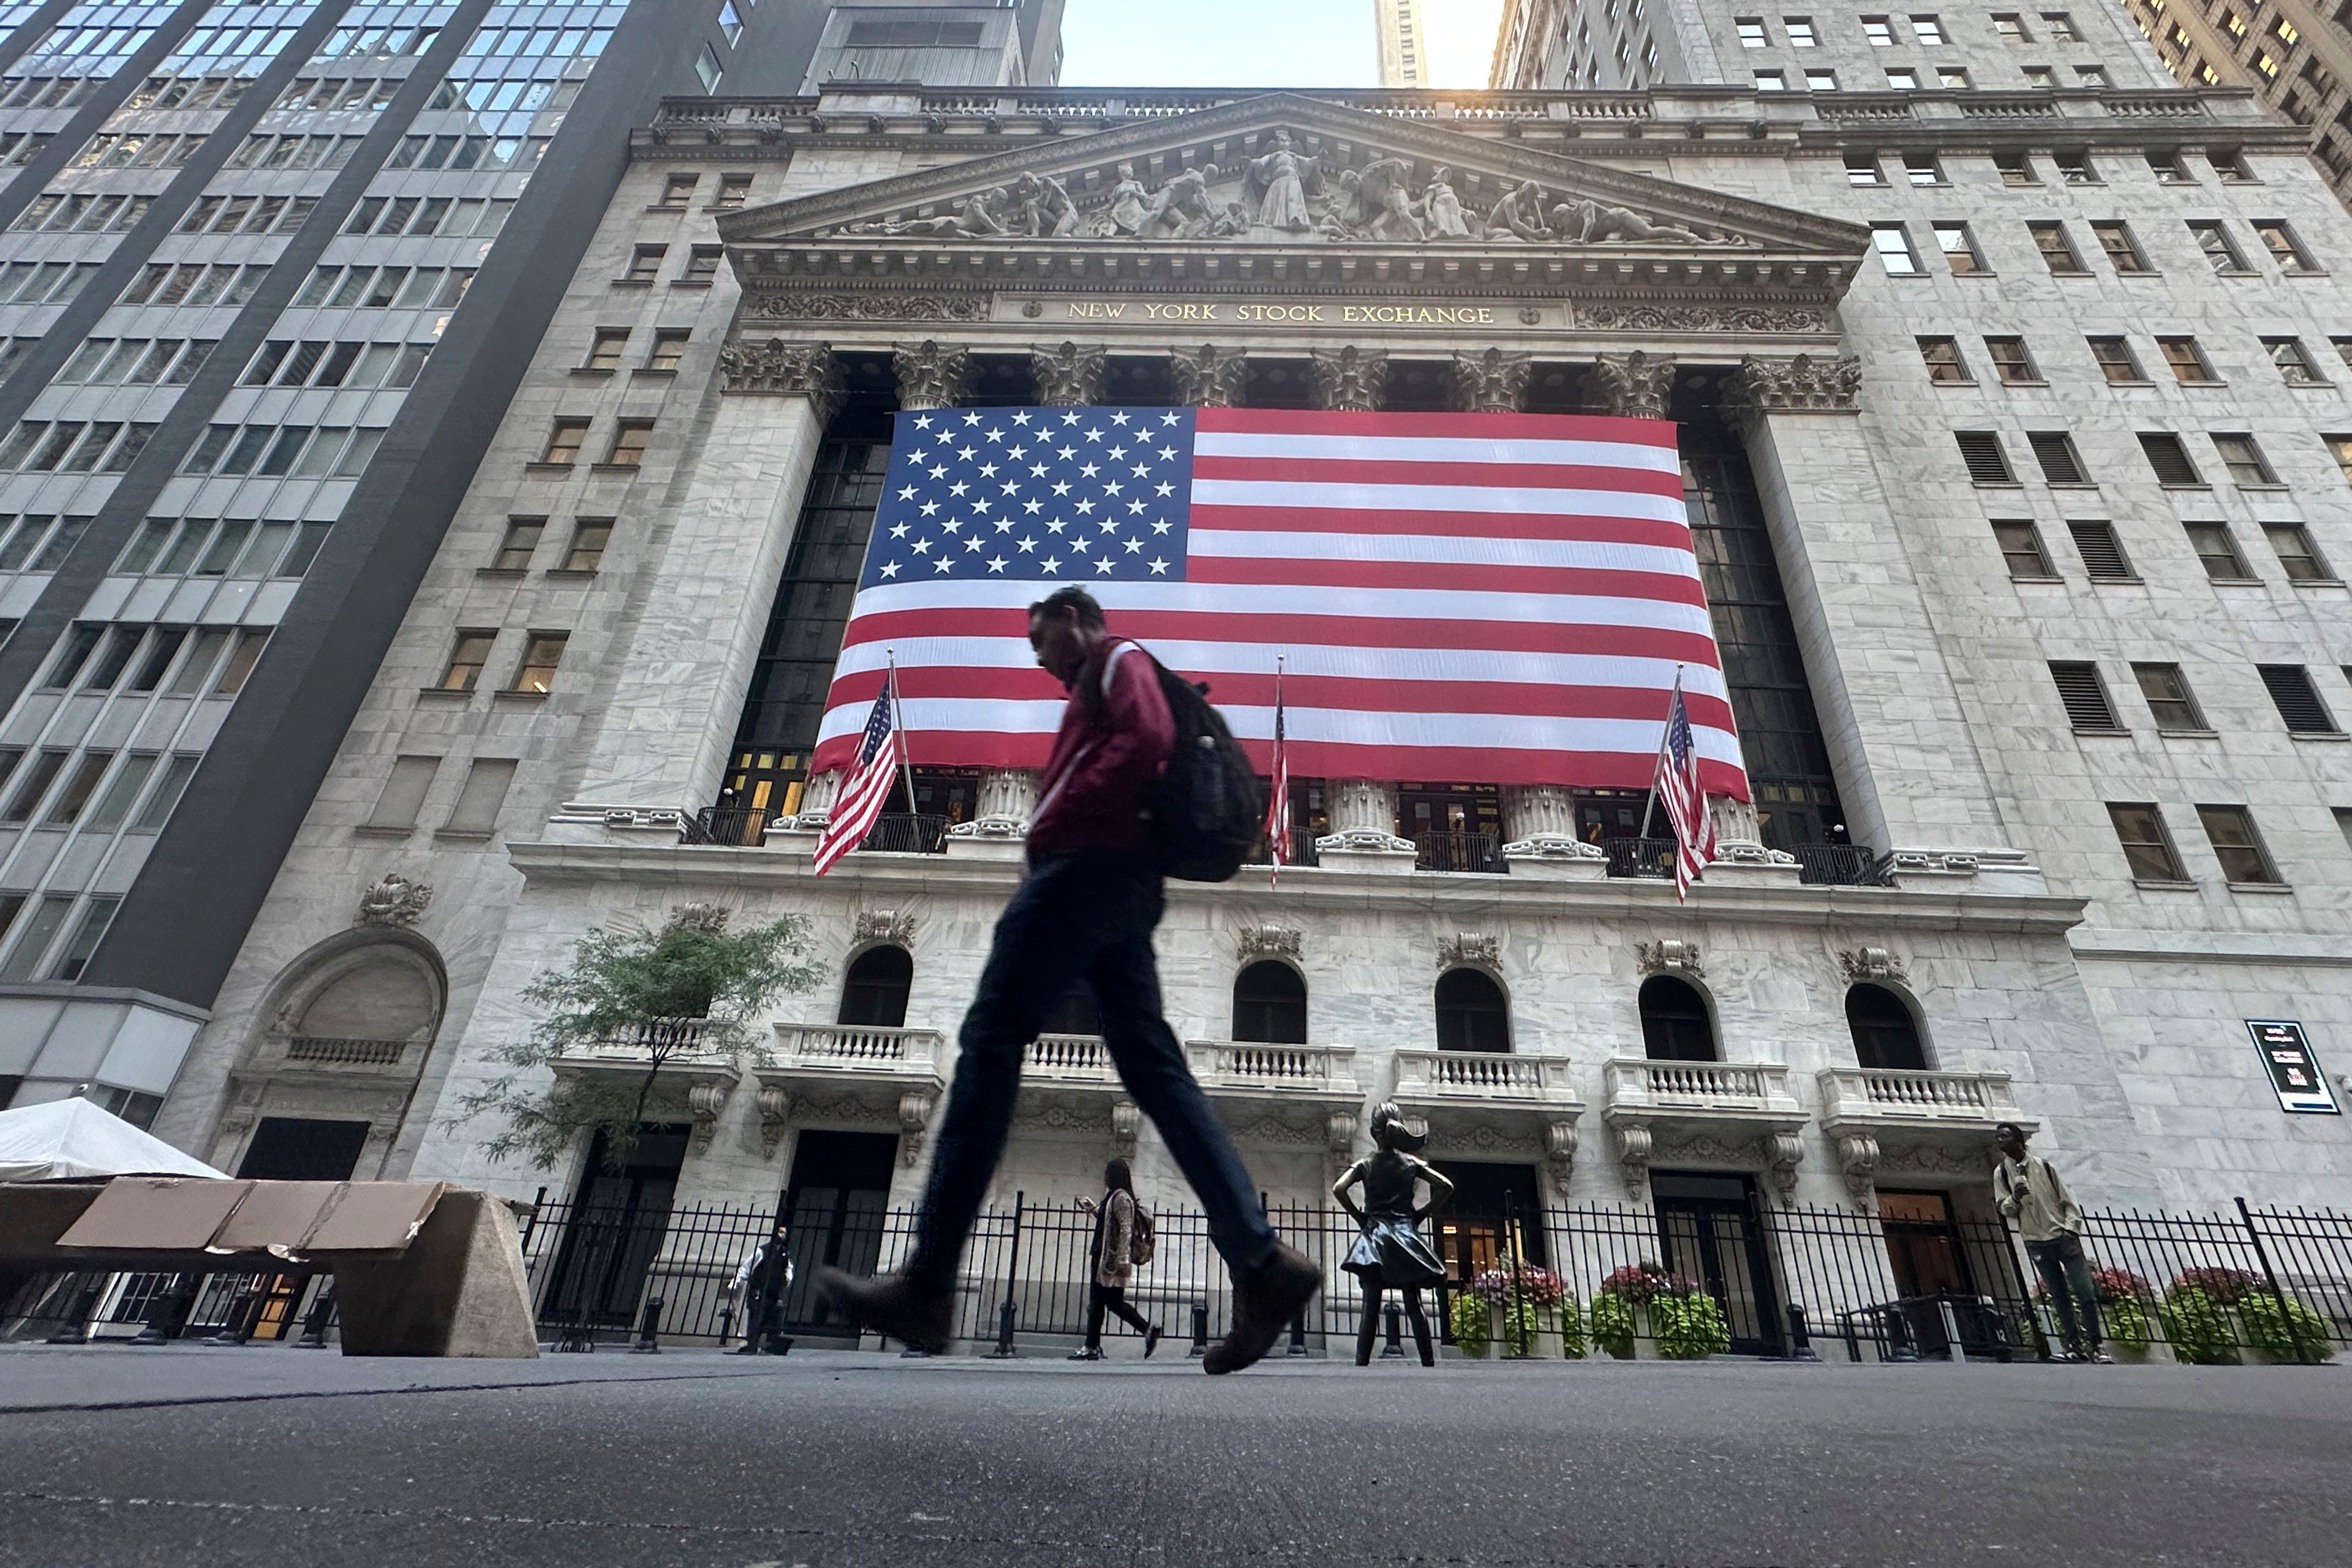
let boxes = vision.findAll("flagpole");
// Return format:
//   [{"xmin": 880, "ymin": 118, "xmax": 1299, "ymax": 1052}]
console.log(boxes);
[
  {"xmin": 1637, "ymin": 664, "xmax": 1685, "ymax": 842},
  {"xmin": 884, "ymin": 647, "xmax": 919, "ymax": 818},
  {"xmin": 1269, "ymin": 653, "xmax": 1285, "ymax": 886}
]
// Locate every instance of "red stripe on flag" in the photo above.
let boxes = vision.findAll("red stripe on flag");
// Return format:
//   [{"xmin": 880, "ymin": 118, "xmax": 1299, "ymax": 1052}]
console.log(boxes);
[
  {"xmin": 1186, "ymin": 556, "xmax": 1710, "ymax": 605},
  {"xmin": 1194, "ymin": 407, "xmax": 1678, "ymax": 444},
  {"xmin": 1191, "ymin": 454, "xmax": 1687, "ymax": 497}
]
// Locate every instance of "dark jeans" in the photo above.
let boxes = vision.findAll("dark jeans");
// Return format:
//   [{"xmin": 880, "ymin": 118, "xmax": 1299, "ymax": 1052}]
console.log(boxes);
[
  {"xmin": 1085, "ymin": 1283, "xmax": 1154, "ymax": 1348},
  {"xmin": 2028, "ymin": 1232, "xmax": 2103, "ymax": 1352},
  {"xmin": 907, "ymin": 850, "xmax": 1278, "ymax": 1288}
]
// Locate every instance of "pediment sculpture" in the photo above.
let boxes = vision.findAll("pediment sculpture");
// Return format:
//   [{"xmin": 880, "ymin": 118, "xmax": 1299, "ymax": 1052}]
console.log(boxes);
[{"xmin": 828, "ymin": 130, "xmax": 1744, "ymax": 249}]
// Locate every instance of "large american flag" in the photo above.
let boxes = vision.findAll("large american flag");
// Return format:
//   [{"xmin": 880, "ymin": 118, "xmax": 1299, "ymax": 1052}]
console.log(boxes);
[
  {"xmin": 810, "ymin": 407, "xmax": 1749, "ymax": 797},
  {"xmin": 811, "ymin": 676, "xmax": 903, "ymax": 876}
]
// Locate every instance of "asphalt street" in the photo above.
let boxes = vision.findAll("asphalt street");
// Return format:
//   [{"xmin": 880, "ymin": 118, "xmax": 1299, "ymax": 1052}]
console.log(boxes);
[{"xmin": 0, "ymin": 1344, "xmax": 2344, "ymax": 1568}]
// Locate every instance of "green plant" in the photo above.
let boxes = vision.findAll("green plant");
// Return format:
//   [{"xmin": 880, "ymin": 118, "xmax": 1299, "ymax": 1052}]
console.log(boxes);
[
  {"xmin": 457, "ymin": 905, "xmax": 818, "ymax": 1169},
  {"xmin": 2238, "ymin": 1291, "xmax": 2337, "ymax": 1363},
  {"xmin": 1651, "ymin": 1289, "xmax": 1733, "ymax": 1360},
  {"xmin": 2161, "ymin": 1284, "xmax": 2242, "ymax": 1366},
  {"xmin": 2106, "ymin": 1293, "xmax": 2154, "ymax": 1351},
  {"xmin": 1449, "ymin": 1290, "xmax": 1492, "ymax": 1357},
  {"xmin": 1557, "ymin": 1296, "xmax": 1587, "ymax": 1360},
  {"xmin": 1590, "ymin": 1291, "xmax": 1636, "ymax": 1359}
]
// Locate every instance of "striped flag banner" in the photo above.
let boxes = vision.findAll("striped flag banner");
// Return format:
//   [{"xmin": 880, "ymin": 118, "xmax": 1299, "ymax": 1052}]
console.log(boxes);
[
  {"xmin": 810, "ymin": 407, "xmax": 1749, "ymax": 799},
  {"xmin": 1653, "ymin": 672, "xmax": 1719, "ymax": 902},
  {"xmin": 812, "ymin": 674, "xmax": 903, "ymax": 876},
  {"xmin": 1264, "ymin": 657, "xmax": 1291, "ymax": 878}
]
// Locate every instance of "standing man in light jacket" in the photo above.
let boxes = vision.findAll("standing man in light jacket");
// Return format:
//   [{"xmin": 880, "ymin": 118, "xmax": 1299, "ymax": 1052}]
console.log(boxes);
[
  {"xmin": 818, "ymin": 586, "xmax": 1317, "ymax": 1373},
  {"xmin": 1994, "ymin": 1121, "xmax": 2109, "ymax": 1363}
]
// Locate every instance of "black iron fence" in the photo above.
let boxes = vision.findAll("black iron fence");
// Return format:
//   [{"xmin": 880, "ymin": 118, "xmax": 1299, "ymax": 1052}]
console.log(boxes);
[
  {"xmin": 1414, "ymin": 831, "xmax": 1504, "ymax": 875},
  {"xmin": 1605, "ymin": 837, "xmax": 1679, "ymax": 880},
  {"xmin": 1793, "ymin": 844, "xmax": 1894, "ymax": 887}
]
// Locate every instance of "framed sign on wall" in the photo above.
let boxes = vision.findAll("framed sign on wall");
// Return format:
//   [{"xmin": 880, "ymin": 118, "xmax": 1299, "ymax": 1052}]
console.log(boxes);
[{"xmin": 2248, "ymin": 1020, "xmax": 2340, "ymax": 1115}]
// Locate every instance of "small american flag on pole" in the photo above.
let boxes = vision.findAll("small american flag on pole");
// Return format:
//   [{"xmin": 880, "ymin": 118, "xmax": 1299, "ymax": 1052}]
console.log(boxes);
[
  {"xmin": 1654, "ymin": 672, "xmax": 1718, "ymax": 901},
  {"xmin": 1264, "ymin": 656, "xmax": 1291, "ymax": 879},
  {"xmin": 812, "ymin": 674, "xmax": 903, "ymax": 876}
]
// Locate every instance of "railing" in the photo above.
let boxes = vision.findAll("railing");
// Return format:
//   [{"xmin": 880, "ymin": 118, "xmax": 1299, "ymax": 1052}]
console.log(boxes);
[
  {"xmin": 1819, "ymin": 1066, "xmax": 2021, "ymax": 1124},
  {"xmin": 557, "ymin": 1017, "xmax": 724, "ymax": 1064},
  {"xmin": 861, "ymin": 813, "xmax": 948, "ymax": 854},
  {"xmin": 1246, "ymin": 836, "xmax": 1319, "ymax": 869},
  {"xmin": 1023, "ymin": 1033, "xmax": 1115, "ymax": 1081},
  {"xmin": 1604, "ymin": 837, "xmax": 1678, "ymax": 880},
  {"xmin": 1391, "ymin": 1049, "xmax": 1578, "ymax": 1104},
  {"xmin": 1793, "ymin": 843, "xmax": 1893, "ymax": 886},
  {"xmin": 774, "ymin": 1023, "xmax": 943, "ymax": 1072},
  {"xmin": 282, "ymin": 1036, "xmax": 407, "ymax": 1066},
  {"xmin": 1185, "ymin": 1040, "xmax": 1359, "ymax": 1096},
  {"xmin": 684, "ymin": 806, "xmax": 771, "ymax": 847},
  {"xmin": 1415, "ymin": 831, "xmax": 1504, "ymax": 875},
  {"xmin": 1604, "ymin": 1057, "xmax": 1797, "ymax": 1111}
]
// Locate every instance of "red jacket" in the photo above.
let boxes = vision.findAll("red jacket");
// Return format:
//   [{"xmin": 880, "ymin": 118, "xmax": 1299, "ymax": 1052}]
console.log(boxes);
[{"xmin": 1027, "ymin": 638, "xmax": 1173, "ymax": 861}]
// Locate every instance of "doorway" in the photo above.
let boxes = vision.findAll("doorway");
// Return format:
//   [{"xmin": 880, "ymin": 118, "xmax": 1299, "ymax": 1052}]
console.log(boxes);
[
  {"xmin": 235, "ymin": 1117, "xmax": 371, "ymax": 1180},
  {"xmin": 1651, "ymin": 1170, "xmax": 1781, "ymax": 1355},
  {"xmin": 1429, "ymin": 1159, "xmax": 1547, "ymax": 1341},
  {"xmin": 543, "ymin": 1123, "xmax": 690, "ymax": 1341},
  {"xmin": 777, "ymin": 1129, "xmax": 900, "ymax": 1333}
]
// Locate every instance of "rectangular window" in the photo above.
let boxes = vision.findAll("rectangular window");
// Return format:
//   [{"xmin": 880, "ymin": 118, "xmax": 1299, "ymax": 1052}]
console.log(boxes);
[
  {"xmin": 47, "ymin": 896, "xmax": 117, "ymax": 982},
  {"xmin": 715, "ymin": 173, "xmax": 752, "ymax": 209},
  {"xmin": 682, "ymin": 245, "xmax": 723, "ymax": 283},
  {"xmin": 2264, "ymin": 338, "xmax": 2324, "ymax": 385},
  {"xmin": 1845, "ymin": 151, "xmax": 1885, "ymax": 186},
  {"xmin": 2068, "ymin": 521, "xmax": 2133, "ymax": 579},
  {"xmin": 2029, "ymin": 431, "xmax": 2089, "ymax": 484},
  {"xmin": 81, "ymin": 753, "xmax": 157, "ymax": 832},
  {"xmin": 2029, "ymin": 221, "xmax": 2086, "ymax": 274},
  {"xmin": 492, "ymin": 519, "xmax": 543, "ymax": 571},
  {"xmin": 440, "ymin": 631, "xmax": 494, "ymax": 692},
  {"xmin": 1992, "ymin": 519, "xmax": 2056, "ymax": 579},
  {"xmin": 1937, "ymin": 66, "xmax": 1970, "ymax": 88},
  {"xmin": 1785, "ymin": 16, "xmax": 1815, "ymax": 45},
  {"xmin": 1955, "ymin": 431, "xmax": 2015, "ymax": 484},
  {"xmin": 644, "ymin": 330, "xmax": 692, "ymax": 374},
  {"xmin": 1872, "ymin": 224, "xmax": 1921, "ymax": 275},
  {"xmin": 1910, "ymin": 14, "xmax": 1943, "ymax": 42},
  {"xmin": 1994, "ymin": 150, "xmax": 2037, "ymax": 186},
  {"xmin": 2258, "ymin": 665, "xmax": 2341, "ymax": 734},
  {"xmin": 45, "ymin": 750, "xmax": 113, "ymax": 825},
  {"xmin": 2198, "ymin": 804, "xmax": 2282, "ymax": 884},
  {"xmin": 2147, "ymin": 149, "xmax": 2194, "ymax": 184},
  {"xmin": 2133, "ymin": 664, "xmax": 2207, "ymax": 731},
  {"xmin": 1985, "ymin": 337, "xmax": 2038, "ymax": 383},
  {"xmin": 1863, "ymin": 15, "xmax": 1893, "ymax": 43},
  {"xmin": 2139, "ymin": 433, "xmax": 2203, "ymax": 486},
  {"xmin": 0, "ymin": 894, "xmax": 74, "ymax": 981},
  {"xmin": 129, "ymin": 755, "xmax": 199, "ymax": 832},
  {"xmin": 2043, "ymin": 10, "xmax": 2080, "ymax": 39},
  {"xmin": 2108, "ymin": 802, "xmax": 2187, "ymax": 882},
  {"xmin": 1803, "ymin": 67, "xmax": 1837, "ymax": 89},
  {"xmin": 603, "ymin": 421, "xmax": 653, "ymax": 467},
  {"xmin": 1885, "ymin": 67, "xmax": 1918, "ymax": 89},
  {"xmin": 366, "ymin": 755, "xmax": 439, "ymax": 830},
  {"xmin": 2264, "ymin": 522, "xmax": 2334, "ymax": 581},
  {"xmin": 2050, "ymin": 662, "xmax": 2123, "ymax": 731},
  {"xmin": 1918, "ymin": 336, "xmax": 1969, "ymax": 383},
  {"xmin": 1928, "ymin": 225, "xmax": 1985, "ymax": 275},
  {"xmin": 1903, "ymin": 152, "xmax": 1942, "ymax": 186},
  {"xmin": 1, "ymin": 750, "xmax": 67, "ymax": 822},
  {"xmin": 2021, "ymin": 64, "xmax": 2055, "ymax": 87},
  {"xmin": 561, "ymin": 520, "xmax": 612, "ymax": 571},
  {"xmin": 2209, "ymin": 149, "xmax": 2255, "ymax": 182},
  {"xmin": 2213, "ymin": 434, "xmax": 2277, "ymax": 486},
  {"xmin": 2253, "ymin": 221, "xmax": 2317, "ymax": 272},
  {"xmin": 657, "ymin": 172, "xmax": 698, "ymax": 208},
  {"xmin": 1754, "ymin": 69, "xmax": 1786, "ymax": 90},
  {"xmin": 2157, "ymin": 337, "xmax": 2218, "ymax": 385},
  {"xmin": 443, "ymin": 757, "xmax": 518, "ymax": 835},
  {"xmin": 2188, "ymin": 221, "xmax": 2250, "ymax": 274},
  {"xmin": 584, "ymin": 329, "xmax": 628, "ymax": 371},
  {"xmin": 2090, "ymin": 221, "xmax": 2149, "ymax": 273},
  {"xmin": 2184, "ymin": 521, "xmax": 2253, "ymax": 581},
  {"xmin": 214, "ymin": 631, "xmax": 267, "ymax": 696},
  {"xmin": 624, "ymin": 244, "xmax": 665, "ymax": 283},
  {"xmin": 540, "ymin": 419, "xmax": 589, "ymax": 466},
  {"xmin": 512, "ymin": 633, "xmax": 567, "ymax": 693},
  {"xmin": 2087, "ymin": 337, "xmax": 2143, "ymax": 383},
  {"xmin": 1736, "ymin": 17, "xmax": 1768, "ymax": 45},
  {"xmin": 1993, "ymin": 12, "xmax": 2029, "ymax": 40}
]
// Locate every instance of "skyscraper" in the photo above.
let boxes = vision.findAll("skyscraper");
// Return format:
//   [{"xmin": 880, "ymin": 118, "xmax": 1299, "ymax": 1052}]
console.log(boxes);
[{"xmin": 1373, "ymin": 0, "xmax": 1428, "ymax": 86}]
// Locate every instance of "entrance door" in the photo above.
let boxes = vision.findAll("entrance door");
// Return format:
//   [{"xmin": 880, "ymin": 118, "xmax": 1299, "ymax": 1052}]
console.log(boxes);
[
  {"xmin": 1652, "ymin": 1170, "xmax": 1781, "ymax": 1356},
  {"xmin": 543, "ymin": 1123, "xmax": 690, "ymax": 1340},
  {"xmin": 776, "ymin": 1130, "xmax": 900, "ymax": 1332},
  {"xmin": 235, "ymin": 1117, "xmax": 371, "ymax": 1180},
  {"xmin": 1878, "ymin": 1188, "xmax": 1978, "ymax": 1357},
  {"xmin": 1429, "ymin": 1160, "xmax": 1546, "ymax": 1342}
]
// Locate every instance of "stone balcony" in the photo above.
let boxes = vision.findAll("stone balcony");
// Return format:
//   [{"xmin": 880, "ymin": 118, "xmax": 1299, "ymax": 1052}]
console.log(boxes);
[
  {"xmin": 753, "ymin": 1025, "xmax": 946, "ymax": 1164},
  {"xmin": 1387, "ymin": 1049, "xmax": 1585, "ymax": 1178},
  {"xmin": 1816, "ymin": 1066, "xmax": 2032, "ymax": 1207},
  {"xmin": 548, "ymin": 1019, "xmax": 741, "ymax": 1155},
  {"xmin": 246, "ymin": 1033, "xmax": 428, "ymax": 1078},
  {"xmin": 1599, "ymin": 1057, "xmax": 1808, "ymax": 1197},
  {"xmin": 1186, "ymin": 1040, "xmax": 1363, "ymax": 1156}
]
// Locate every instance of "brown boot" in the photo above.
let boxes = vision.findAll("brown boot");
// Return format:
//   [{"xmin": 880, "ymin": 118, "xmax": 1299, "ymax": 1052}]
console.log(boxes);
[
  {"xmin": 1204, "ymin": 1244, "xmax": 1320, "ymax": 1376},
  {"xmin": 813, "ymin": 1268, "xmax": 954, "ymax": 1354}
]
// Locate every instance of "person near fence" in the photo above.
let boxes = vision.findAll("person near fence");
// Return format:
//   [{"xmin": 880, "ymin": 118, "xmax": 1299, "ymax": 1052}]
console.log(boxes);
[
  {"xmin": 816, "ymin": 586, "xmax": 1319, "ymax": 1373},
  {"xmin": 1994, "ymin": 1121, "xmax": 2110, "ymax": 1363},
  {"xmin": 1071, "ymin": 1157, "xmax": 1164, "ymax": 1360},
  {"xmin": 731, "ymin": 1219, "xmax": 794, "ymax": 1356},
  {"xmin": 1333, "ymin": 1104, "xmax": 1455, "ymax": 1367}
]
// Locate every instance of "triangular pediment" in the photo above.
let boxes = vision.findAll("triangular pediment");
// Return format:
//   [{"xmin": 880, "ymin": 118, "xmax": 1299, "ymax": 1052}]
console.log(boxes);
[{"xmin": 717, "ymin": 92, "xmax": 1866, "ymax": 264}]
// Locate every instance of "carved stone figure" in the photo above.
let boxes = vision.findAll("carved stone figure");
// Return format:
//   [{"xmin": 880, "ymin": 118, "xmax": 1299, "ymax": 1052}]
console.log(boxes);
[
  {"xmin": 1139, "ymin": 164, "xmax": 1216, "ymax": 239},
  {"xmin": 1103, "ymin": 162, "xmax": 1150, "ymax": 235},
  {"xmin": 1009, "ymin": 170, "xmax": 1078, "ymax": 237},
  {"xmin": 1243, "ymin": 130, "xmax": 1320, "ymax": 232},
  {"xmin": 1485, "ymin": 179, "xmax": 1553, "ymax": 243},
  {"xmin": 355, "ymin": 874, "xmax": 431, "ymax": 929},
  {"xmin": 1421, "ymin": 165, "xmax": 1473, "ymax": 239},
  {"xmin": 1345, "ymin": 158, "xmax": 1424, "ymax": 242},
  {"xmin": 1553, "ymin": 198, "xmax": 1719, "ymax": 246}
]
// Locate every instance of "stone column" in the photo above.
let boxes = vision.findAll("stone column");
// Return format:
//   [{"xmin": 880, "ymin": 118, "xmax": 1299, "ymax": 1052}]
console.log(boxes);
[
  {"xmin": 1451, "ymin": 349, "xmax": 1532, "ymax": 413},
  {"xmin": 1590, "ymin": 350, "xmax": 1675, "ymax": 419},
  {"xmin": 1315, "ymin": 778, "xmax": 1415, "ymax": 871},
  {"xmin": 947, "ymin": 766, "xmax": 1035, "ymax": 859},
  {"xmin": 1722, "ymin": 352, "xmax": 2013, "ymax": 854},
  {"xmin": 1031, "ymin": 341, "xmax": 1105, "ymax": 406},
  {"xmin": 1308, "ymin": 346, "xmax": 1387, "ymax": 411},
  {"xmin": 557, "ymin": 342, "xmax": 843, "ymax": 823},
  {"xmin": 1169, "ymin": 344, "xmax": 1246, "ymax": 407},
  {"xmin": 1501, "ymin": 785, "xmax": 1607, "ymax": 878}
]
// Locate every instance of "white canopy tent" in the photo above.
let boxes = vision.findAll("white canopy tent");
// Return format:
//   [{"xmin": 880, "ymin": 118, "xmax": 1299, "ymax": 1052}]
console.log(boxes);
[{"xmin": 0, "ymin": 1097, "xmax": 226, "ymax": 1182}]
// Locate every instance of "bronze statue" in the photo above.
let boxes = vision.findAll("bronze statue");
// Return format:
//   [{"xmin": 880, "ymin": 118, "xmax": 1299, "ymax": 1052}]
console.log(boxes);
[{"xmin": 1332, "ymin": 1102, "xmax": 1455, "ymax": 1366}]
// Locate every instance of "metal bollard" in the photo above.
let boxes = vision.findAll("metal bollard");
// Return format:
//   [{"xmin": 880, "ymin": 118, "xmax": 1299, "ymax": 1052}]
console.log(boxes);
[
  {"xmin": 990, "ymin": 1296, "xmax": 1018, "ymax": 1357},
  {"xmin": 1381, "ymin": 1301, "xmax": 1406, "ymax": 1359},
  {"xmin": 45, "ymin": 1276, "xmax": 105, "ymax": 1345},
  {"xmin": 130, "ymin": 1274, "xmax": 199, "ymax": 1346},
  {"xmin": 1785, "ymin": 1303, "xmax": 1819, "ymax": 1362},
  {"xmin": 1939, "ymin": 1297, "xmax": 1969, "ymax": 1365},
  {"xmin": 1188, "ymin": 1303, "xmax": 1208, "ymax": 1357},
  {"xmin": 205, "ymin": 1286, "xmax": 262, "ymax": 1346},
  {"xmin": 1286, "ymin": 1307, "xmax": 1308, "ymax": 1356},
  {"xmin": 294, "ymin": 1283, "xmax": 337, "ymax": 1349},
  {"xmin": 717, "ymin": 1302, "xmax": 734, "ymax": 1350},
  {"xmin": 631, "ymin": 1294, "xmax": 665, "ymax": 1354}
]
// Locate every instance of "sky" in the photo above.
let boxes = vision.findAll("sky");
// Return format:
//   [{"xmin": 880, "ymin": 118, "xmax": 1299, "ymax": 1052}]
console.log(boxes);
[{"xmin": 1059, "ymin": 0, "xmax": 1506, "ymax": 90}]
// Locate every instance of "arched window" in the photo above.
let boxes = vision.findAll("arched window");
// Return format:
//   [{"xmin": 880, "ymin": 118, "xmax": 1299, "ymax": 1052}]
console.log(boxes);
[
  {"xmin": 1042, "ymin": 982, "xmax": 1101, "ymax": 1036},
  {"xmin": 837, "ymin": 946, "xmax": 912, "ymax": 1028},
  {"xmin": 1847, "ymin": 984, "xmax": 1929, "ymax": 1071},
  {"xmin": 1232, "ymin": 961, "xmax": 1306, "ymax": 1044},
  {"xmin": 1434, "ymin": 968, "xmax": 1510, "ymax": 1053},
  {"xmin": 1639, "ymin": 976, "xmax": 1717, "ymax": 1062}
]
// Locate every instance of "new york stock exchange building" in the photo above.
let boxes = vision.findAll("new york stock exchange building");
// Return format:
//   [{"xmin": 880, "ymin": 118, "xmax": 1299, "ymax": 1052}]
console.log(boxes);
[{"xmin": 153, "ymin": 66, "xmax": 2352, "ymax": 1352}]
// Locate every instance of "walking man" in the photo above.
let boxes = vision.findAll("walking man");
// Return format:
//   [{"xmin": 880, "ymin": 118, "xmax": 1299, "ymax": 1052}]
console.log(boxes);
[
  {"xmin": 1994, "ymin": 1121, "xmax": 2110, "ymax": 1363},
  {"xmin": 731, "ymin": 1218, "xmax": 794, "ymax": 1356},
  {"xmin": 818, "ymin": 586, "xmax": 1318, "ymax": 1372},
  {"xmin": 1072, "ymin": 1157, "xmax": 1164, "ymax": 1360}
]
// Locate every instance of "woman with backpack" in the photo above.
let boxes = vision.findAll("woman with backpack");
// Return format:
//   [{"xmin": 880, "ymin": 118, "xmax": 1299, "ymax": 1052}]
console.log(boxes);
[{"xmin": 1072, "ymin": 1156, "xmax": 1163, "ymax": 1359}]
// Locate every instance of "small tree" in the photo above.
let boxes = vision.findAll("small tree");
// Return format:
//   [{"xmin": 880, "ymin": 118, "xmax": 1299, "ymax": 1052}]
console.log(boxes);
[{"xmin": 459, "ymin": 903, "xmax": 818, "ymax": 1169}]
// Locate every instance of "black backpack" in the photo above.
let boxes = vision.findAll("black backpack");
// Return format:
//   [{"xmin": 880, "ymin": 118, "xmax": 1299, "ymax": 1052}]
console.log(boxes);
[{"xmin": 1139, "ymin": 652, "xmax": 1264, "ymax": 883}]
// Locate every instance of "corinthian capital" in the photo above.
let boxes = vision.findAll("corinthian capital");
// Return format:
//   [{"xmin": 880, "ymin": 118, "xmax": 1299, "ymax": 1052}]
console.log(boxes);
[
  {"xmin": 1309, "ymin": 345, "xmax": 1389, "ymax": 412},
  {"xmin": 1724, "ymin": 353, "xmax": 1864, "ymax": 421},
  {"xmin": 1169, "ymin": 344, "xmax": 1248, "ymax": 408},
  {"xmin": 1450, "ymin": 348, "xmax": 1532, "ymax": 413},
  {"xmin": 1031, "ymin": 341, "xmax": 1106, "ymax": 405},
  {"xmin": 1590, "ymin": 350, "xmax": 1675, "ymax": 420},
  {"xmin": 718, "ymin": 340, "xmax": 844, "ymax": 422},
  {"xmin": 892, "ymin": 340, "xmax": 970, "ymax": 410}
]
